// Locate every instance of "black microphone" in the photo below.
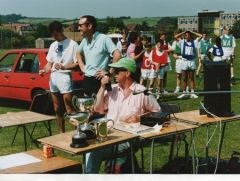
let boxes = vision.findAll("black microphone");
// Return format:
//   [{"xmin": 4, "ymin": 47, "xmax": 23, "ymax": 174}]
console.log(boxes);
[
  {"xmin": 104, "ymin": 73, "xmax": 112, "ymax": 92},
  {"xmin": 105, "ymin": 82, "xmax": 112, "ymax": 91},
  {"xmin": 132, "ymin": 89, "xmax": 150, "ymax": 95}
]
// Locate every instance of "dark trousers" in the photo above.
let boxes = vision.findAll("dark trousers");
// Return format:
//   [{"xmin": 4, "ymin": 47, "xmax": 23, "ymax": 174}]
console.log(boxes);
[{"xmin": 83, "ymin": 76, "xmax": 101, "ymax": 96}]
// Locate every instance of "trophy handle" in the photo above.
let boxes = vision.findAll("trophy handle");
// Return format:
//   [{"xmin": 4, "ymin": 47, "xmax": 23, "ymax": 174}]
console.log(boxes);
[
  {"xmin": 106, "ymin": 119, "xmax": 114, "ymax": 130},
  {"xmin": 72, "ymin": 95, "xmax": 80, "ymax": 112}
]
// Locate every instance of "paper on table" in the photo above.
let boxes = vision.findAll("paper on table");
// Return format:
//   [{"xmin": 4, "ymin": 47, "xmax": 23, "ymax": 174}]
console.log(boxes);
[{"xmin": 0, "ymin": 153, "xmax": 42, "ymax": 170}]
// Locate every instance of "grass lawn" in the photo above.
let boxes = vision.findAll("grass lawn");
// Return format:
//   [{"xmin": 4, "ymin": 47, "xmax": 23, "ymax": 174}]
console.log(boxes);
[{"xmin": 0, "ymin": 40, "xmax": 240, "ymax": 173}]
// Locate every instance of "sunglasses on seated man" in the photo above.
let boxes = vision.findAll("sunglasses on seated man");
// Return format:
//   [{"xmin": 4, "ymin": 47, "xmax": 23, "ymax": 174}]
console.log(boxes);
[{"xmin": 113, "ymin": 68, "xmax": 128, "ymax": 74}]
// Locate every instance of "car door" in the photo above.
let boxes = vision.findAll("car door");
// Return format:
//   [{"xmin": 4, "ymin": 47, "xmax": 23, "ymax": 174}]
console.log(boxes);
[
  {"xmin": 0, "ymin": 53, "xmax": 19, "ymax": 98},
  {"xmin": 9, "ymin": 53, "xmax": 47, "ymax": 101}
]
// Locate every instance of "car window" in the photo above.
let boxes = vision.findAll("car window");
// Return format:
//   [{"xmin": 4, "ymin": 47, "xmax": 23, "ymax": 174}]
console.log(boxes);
[
  {"xmin": 0, "ymin": 53, "xmax": 18, "ymax": 72},
  {"xmin": 15, "ymin": 53, "xmax": 39, "ymax": 73}
]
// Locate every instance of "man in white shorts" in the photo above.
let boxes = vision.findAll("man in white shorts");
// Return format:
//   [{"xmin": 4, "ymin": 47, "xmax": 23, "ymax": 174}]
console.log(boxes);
[
  {"xmin": 174, "ymin": 31, "xmax": 202, "ymax": 99},
  {"xmin": 220, "ymin": 27, "xmax": 236, "ymax": 82},
  {"xmin": 39, "ymin": 21, "xmax": 78, "ymax": 133}
]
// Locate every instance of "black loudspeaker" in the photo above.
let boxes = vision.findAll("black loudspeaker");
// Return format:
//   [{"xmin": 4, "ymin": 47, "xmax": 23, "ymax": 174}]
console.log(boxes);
[{"xmin": 203, "ymin": 61, "xmax": 232, "ymax": 116}]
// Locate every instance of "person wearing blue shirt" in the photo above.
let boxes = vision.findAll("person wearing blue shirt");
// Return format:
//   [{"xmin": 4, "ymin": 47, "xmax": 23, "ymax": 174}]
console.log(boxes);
[
  {"xmin": 174, "ymin": 31, "xmax": 202, "ymax": 99},
  {"xmin": 77, "ymin": 15, "xmax": 121, "ymax": 96}
]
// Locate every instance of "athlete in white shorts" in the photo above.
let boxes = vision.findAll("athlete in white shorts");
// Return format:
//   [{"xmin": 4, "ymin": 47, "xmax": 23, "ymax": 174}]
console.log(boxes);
[
  {"xmin": 174, "ymin": 31, "xmax": 202, "ymax": 99},
  {"xmin": 140, "ymin": 43, "xmax": 157, "ymax": 88},
  {"xmin": 158, "ymin": 32, "xmax": 172, "ymax": 93},
  {"xmin": 39, "ymin": 21, "xmax": 78, "ymax": 133},
  {"xmin": 220, "ymin": 27, "xmax": 236, "ymax": 82},
  {"xmin": 149, "ymin": 39, "xmax": 170, "ymax": 93}
]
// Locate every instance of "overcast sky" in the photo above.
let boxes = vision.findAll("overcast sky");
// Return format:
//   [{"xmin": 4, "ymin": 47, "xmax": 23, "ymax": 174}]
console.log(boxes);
[{"xmin": 1, "ymin": 0, "xmax": 239, "ymax": 19}]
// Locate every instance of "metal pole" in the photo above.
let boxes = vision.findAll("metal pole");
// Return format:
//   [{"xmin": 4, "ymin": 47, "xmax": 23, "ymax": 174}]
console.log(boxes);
[
  {"xmin": 205, "ymin": 125, "xmax": 210, "ymax": 173},
  {"xmin": 10, "ymin": 22, "xmax": 13, "ymax": 49},
  {"xmin": 0, "ymin": 25, "xmax": 2, "ymax": 49},
  {"xmin": 130, "ymin": 140, "xmax": 135, "ymax": 174},
  {"xmin": 150, "ymin": 138, "xmax": 155, "ymax": 174},
  {"xmin": 136, "ymin": 90, "xmax": 240, "ymax": 96}
]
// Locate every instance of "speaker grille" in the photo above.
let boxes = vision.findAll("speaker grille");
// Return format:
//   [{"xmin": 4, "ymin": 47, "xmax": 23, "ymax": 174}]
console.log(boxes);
[{"xmin": 203, "ymin": 61, "xmax": 232, "ymax": 116}]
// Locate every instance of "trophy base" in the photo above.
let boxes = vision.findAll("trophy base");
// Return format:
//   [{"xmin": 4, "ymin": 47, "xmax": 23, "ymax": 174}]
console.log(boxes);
[{"xmin": 70, "ymin": 141, "xmax": 88, "ymax": 148}]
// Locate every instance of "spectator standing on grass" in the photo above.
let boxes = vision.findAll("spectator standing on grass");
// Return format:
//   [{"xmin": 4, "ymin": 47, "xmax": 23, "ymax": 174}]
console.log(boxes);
[
  {"xmin": 140, "ymin": 42, "xmax": 155, "ymax": 88},
  {"xmin": 172, "ymin": 30, "xmax": 183, "ymax": 93},
  {"xmin": 127, "ymin": 32, "xmax": 145, "ymax": 83},
  {"xmin": 220, "ymin": 27, "xmax": 236, "ymax": 82},
  {"xmin": 117, "ymin": 29, "xmax": 128, "ymax": 52},
  {"xmin": 77, "ymin": 15, "xmax": 121, "ymax": 96},
  {"xmin": 39, "ymin": 21, "xmax": 78, "ymax": 133},
  {"xmin": 175, "ymin": 31, "xmax": 202, "ymax": 99},
  {"xmin": 208, "ymin": 37, "xmax": 224, "ymax": 62},
  {"xmin": 149, "ymin": 39, "xmax": 169, "ymax": 93},
  {"xmin": 158, "ymin": 31, "xmax": 172, "ymax": 93},
  {"xmin": 196, "ymin": 32, "xmax": 212, "ymax": 77}
]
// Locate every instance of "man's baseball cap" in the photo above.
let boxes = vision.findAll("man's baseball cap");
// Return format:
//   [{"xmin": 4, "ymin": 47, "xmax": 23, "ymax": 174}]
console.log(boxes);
[{"xmin": 109, "ymin": 58, "xmax": 137, "ymax": 73}]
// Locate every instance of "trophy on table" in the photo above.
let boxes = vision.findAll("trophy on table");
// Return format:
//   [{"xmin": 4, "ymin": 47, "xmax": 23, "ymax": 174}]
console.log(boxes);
[{"xmin": 64, "ymin": 95, "xmax": 96, "ymax": 148}]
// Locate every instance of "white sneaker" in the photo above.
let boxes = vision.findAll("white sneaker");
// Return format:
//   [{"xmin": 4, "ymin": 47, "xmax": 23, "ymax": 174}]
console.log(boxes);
[
  {"xmin": 177, "ymin": 92, "xmax": 187, "ymax": 99},
  {"xmin": 174, "ymin": 88, "xmax": 180, "ymax": 93},
  {"xmin": 162, "ymin": 90, "xmax": 168, "ymax": 94},
  {"xmin": 190, "ymin": 93, "xmax": 198, "ymax": 99},
  {"xmin": 155, "ymin": 89, "xmax": 160, "ymax": 100}
]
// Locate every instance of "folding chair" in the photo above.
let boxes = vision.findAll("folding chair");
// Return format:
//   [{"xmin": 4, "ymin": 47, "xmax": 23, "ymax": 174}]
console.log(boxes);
[{"xmin": 140, "ymin": 103, "xmax": 189, "ymax": 172}]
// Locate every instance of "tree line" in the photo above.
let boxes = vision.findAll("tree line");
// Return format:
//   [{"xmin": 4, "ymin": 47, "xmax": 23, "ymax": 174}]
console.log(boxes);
[{"xmin": 0, "ymin": 14, "xmax": 239, "ymax": 49}]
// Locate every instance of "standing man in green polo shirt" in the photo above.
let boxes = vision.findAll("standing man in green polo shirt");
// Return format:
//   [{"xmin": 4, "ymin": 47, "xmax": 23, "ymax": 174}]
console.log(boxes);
[
  {"xmin": 196, "ymin": 32, "xmax": 211, "ymax": 77},
  {"xmin": 77, "ymin": 15, "xmax": 121, "ymax": 96}
]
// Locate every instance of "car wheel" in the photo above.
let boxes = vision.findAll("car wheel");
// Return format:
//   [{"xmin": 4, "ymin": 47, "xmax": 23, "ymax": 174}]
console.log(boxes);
[{"xmin": 32, "ymin": 90, "xmax": 55, "ymax": 115}]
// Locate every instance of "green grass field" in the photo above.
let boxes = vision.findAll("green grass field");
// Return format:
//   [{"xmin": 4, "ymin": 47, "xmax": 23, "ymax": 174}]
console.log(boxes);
[{"xmin": 0, "ymin": 40, "xmax": 240, "ymax": 173}]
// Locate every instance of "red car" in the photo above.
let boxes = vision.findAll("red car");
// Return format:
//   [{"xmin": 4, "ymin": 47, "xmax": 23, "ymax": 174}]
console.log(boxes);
[{"xmin": 0, "ymin": 49, "xmax": 84, "ymax": 102}]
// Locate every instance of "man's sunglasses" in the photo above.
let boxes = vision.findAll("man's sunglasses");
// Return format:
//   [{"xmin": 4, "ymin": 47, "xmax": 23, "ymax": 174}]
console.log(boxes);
[
  {"xmin": 78, "ymin": 22, "xmax": 88, "ymax": 27},
  {"xmin": 114, "ymin": 68, "xmax": 128, "ymax": 74}
]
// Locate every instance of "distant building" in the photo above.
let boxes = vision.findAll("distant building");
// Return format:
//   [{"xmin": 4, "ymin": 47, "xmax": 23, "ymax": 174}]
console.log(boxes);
[
  {"xmin": 178, "ymin": 17, "xmax": 199, "ymax": 32},
  {"xmin": 2, "ymin": 23, "xmax": 34, "ymax": 35},
  {"xmin": 220, "ymin": 11, "xmax": 240, "ymax": 31},
  {"xmin": 198, "ymin": 10, "xmax": 222, "ymax": 35},
  {"xmin": 178, "ymin": 10, "xmax": 240, "ymax": 36}
]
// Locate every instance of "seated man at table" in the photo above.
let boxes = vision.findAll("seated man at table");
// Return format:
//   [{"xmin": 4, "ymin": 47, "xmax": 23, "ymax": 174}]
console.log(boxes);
[{"xmin": 85, "ymin": 58, "xmax": 161, "ymax": 173}]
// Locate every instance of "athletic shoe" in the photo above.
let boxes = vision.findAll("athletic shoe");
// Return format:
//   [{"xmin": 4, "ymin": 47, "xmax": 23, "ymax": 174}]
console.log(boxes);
[
  {"xmin": 155, "ymin": 89, "xmax": 160, "ymax": 100},
  {"xmin": 177, "ymin": 92, "xmax": 187, "ymax": 99},
  {"xmin": 174, "ymin": 88, "xmax": 180, "ymax": 94},
  {"xmin": 162, "ymin": 90, "xmax": 168, "ymax": 94},
  {"xmin": 190, "ymin": 93, "xmax": 198, "ymax": 99},
  {"xmin": 230, "ymin": 77, "xmax": 235, "ymax": 83}
]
